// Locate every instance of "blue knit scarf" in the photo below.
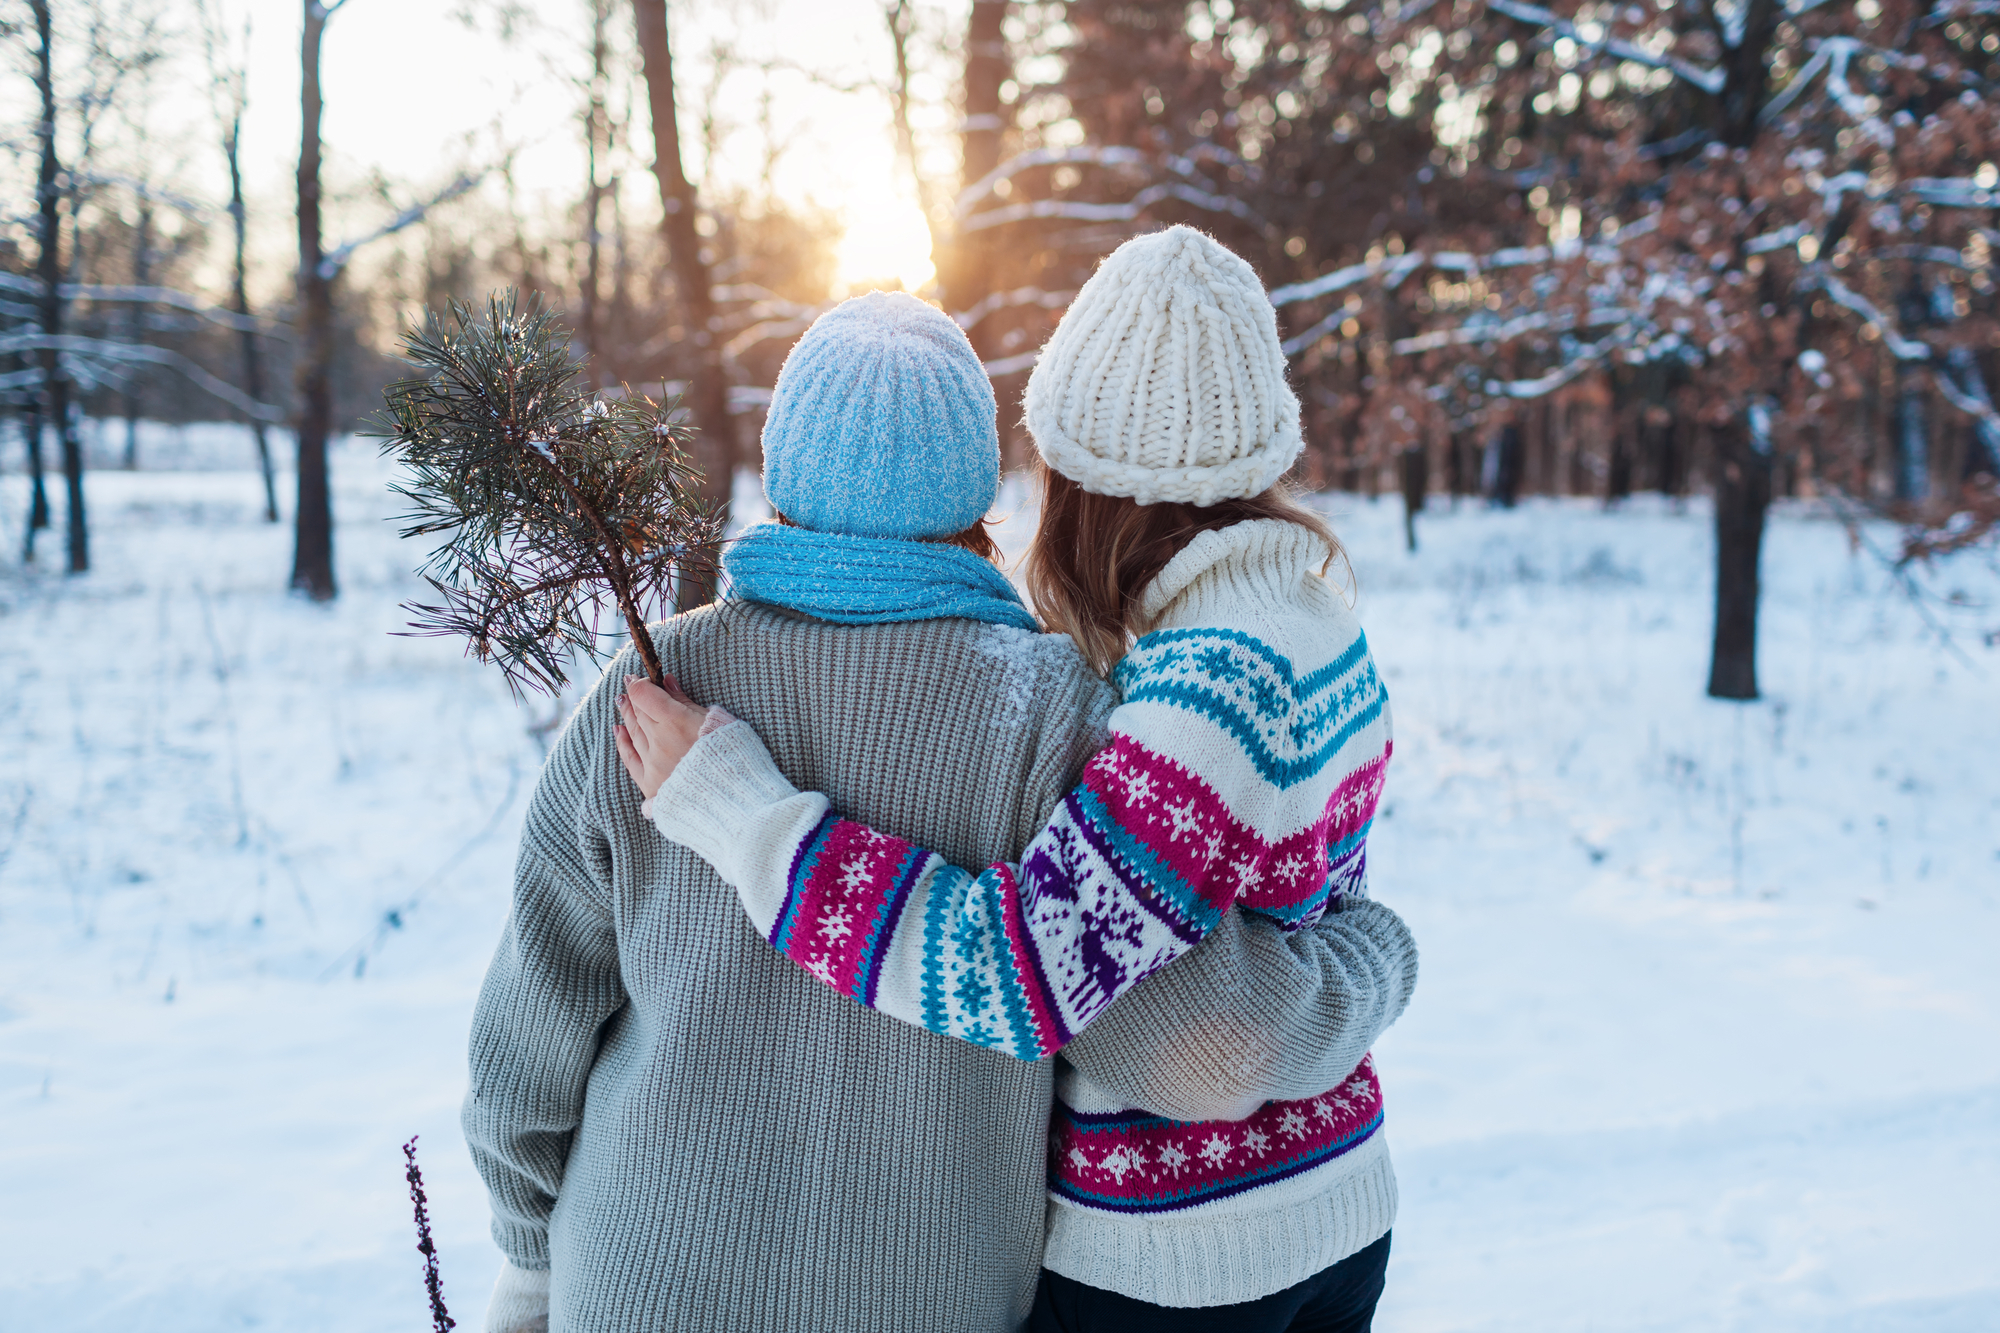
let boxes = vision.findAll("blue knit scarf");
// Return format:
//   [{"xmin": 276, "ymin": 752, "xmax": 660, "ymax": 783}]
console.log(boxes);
[{"xmin": 722, "ymin": 522, "xmax": 1038, "ymax": 630}]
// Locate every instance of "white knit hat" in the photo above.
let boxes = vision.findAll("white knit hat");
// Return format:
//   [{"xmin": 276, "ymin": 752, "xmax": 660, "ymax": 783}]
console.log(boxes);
[{"xmin": 1024, "ymin": 226, "xmax": 1303, "ymax": 505}]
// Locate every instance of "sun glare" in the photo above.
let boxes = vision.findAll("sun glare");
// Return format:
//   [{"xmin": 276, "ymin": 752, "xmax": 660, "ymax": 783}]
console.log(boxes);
[{"xmin": 832, "ymin": 195, "xmax": 937, "ymax": 296}]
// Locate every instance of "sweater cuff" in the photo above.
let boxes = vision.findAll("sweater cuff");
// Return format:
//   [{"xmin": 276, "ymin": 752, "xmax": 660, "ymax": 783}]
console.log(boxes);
[
  {"xmin": 485, "ymin": 1260, "xmax": 551, "ymax": 1333},
  {"xmin": 648, "ymin": 720, "xmax": 825, "ymax": 895}
]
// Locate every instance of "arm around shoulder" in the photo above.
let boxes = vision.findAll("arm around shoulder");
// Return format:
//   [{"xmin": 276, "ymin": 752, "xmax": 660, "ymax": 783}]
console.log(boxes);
[{"xmin": 1061, "ymin": 895, "xmax": 1419, "ymax": 1122}]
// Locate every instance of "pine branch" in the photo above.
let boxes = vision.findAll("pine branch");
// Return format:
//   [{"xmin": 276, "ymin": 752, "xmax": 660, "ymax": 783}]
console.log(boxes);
[{"xmin": 375, "ymin": 291, "xmax": 721, "ymax": 697}]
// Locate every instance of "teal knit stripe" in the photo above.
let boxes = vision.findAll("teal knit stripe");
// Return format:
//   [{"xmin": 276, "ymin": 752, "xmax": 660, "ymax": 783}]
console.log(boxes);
[{"xmin": 1114, "ymin": 628, "xmax": 1386, "ymax": 790}]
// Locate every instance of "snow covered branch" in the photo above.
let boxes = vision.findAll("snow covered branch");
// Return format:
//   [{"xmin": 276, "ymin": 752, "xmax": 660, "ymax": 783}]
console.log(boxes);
[
  {"xmin": 68, "ymin": 168, "xmax": 215, "ymax": 217},
  {"xmin": 1744, "ymin": 222, "xmax": 1813, "ymax": 254},
  {"xmin": 318, "ymin": 174, "xmax": 482, "ymax": 280},
  {"xmin": 954, "ymin": 146, "xmax": 1148, "ymax": 221},
  {"xmin": 724, "ymin": 316, "xmax": 817, "ymax": 360},
  {"xmin": 954, "ymin": 143, "xmax": 1259, "ymax": 229},
  {"xmin": 0, "ymin": 272, "xmax": 281, "ymax": 335},
  {"xmin": 1933, "ymin": 352, "xmax": 2000, "ymax": 468},
  {"xmin": 710, "ymin": 284, "xmax": 823, "ymax": 320},
  {"xmin": 1813, "ymin": 275, "xmax": 1930, "ymax": 360},
  {"xmin": 0, "ymin": 332, "xmax": 286, "ymax": 421},
  {"xmin": 981, "ymin": 350, "xmax": 1040, "ymax": 377},
  {"xmin": 1269, "ymin": 213, "xmax": 1657, "ymax": 312},
  {"xmin": 1483, "ymin": 331, "xmax": 1631, "ymax": 398},
  {"xmin": 1905, "ymin": 177, "xmax": 2000, "ymax": 209},
  {"xmin": 1390, "ymin": 308, "xmax": 1567, "ymax": 355},
  {"xmin": 1485, "ymin": 0, "xmax": 1726, "ymax": 94},
  {"xmin": 959, "ymin": 180, "xmax": 1261, "ymax": 233},
  {"xmin": 952, "ymin": 286, "xmax": 1075, "ymax": 331}
]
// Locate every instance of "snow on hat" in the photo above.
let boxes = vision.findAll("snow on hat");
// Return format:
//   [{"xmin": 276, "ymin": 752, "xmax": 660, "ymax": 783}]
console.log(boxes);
[
  {"xmin": 1024, "ymin": 225, "xmax": 1303, "ymax": 506},
  {"xmin": 761, "ymin": 290, "xmax": 999, "ymax": 539}
]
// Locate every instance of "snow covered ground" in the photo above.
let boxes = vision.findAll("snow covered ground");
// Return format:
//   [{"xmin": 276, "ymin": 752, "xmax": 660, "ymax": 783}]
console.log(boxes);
[{"xmin": 1, "ymin": 426, "xmax": 1995, "ymax": 1331}]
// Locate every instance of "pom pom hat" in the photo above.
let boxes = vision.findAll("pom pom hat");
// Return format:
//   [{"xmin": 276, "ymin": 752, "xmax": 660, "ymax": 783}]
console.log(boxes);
[
  {"xmin": 1025, "ymin": 225, "xmax": 1304, "ymax": 505},
  {"xmin": 761, "ymin": 290, "xmax": 999, "ymax": 539}
]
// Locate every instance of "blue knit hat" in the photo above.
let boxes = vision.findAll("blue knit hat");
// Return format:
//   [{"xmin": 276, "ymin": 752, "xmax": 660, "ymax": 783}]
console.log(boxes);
[{"xmin": 761, "ymin": 291, "xmax": 999, "ymax": 539}]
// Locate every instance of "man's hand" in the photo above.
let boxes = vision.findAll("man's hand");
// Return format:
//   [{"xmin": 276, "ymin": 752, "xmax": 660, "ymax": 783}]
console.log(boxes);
[{"xmin": 615, "ymin": 674, "xmax": 710, "ymax": 800}]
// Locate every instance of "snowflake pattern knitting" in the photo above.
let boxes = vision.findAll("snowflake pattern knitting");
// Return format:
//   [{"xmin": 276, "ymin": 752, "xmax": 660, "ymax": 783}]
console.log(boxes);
[
  {"xmin": 1049, "ymin": 1057, "xmax": 1385, "ymax": 1212},
  {"xmin": 758, "ymin": 621, "xmax": 1391, "ymax": 1062}
]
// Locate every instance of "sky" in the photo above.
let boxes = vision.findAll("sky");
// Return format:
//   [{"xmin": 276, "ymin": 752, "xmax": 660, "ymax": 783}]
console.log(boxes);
[{"xmin": 73, "ymin": 0, "xmax": 961, "ymax": 298}]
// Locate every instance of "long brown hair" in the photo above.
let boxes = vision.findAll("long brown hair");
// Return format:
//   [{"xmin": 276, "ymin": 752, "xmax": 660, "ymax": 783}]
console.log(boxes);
[
  {"xmin": 1024, "ymin": 459, "xmax": 1343, "ymax": 675},
  {"xmin": 771, "ymin": 510, "xmax": 1000, "ymax": 562}
]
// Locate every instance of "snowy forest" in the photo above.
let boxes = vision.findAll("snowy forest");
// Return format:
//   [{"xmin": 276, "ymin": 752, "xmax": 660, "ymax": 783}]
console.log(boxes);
[{"xmin": 2, "ymin": 0, "xmax": 1997, "ymax": 1329}]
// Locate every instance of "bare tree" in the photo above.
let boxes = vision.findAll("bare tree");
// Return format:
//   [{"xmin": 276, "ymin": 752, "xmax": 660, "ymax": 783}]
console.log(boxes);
[
  {"xmin": 884, "ymin": 0, "xmax": 941, "ymax": 254},
  {"xmin": 200, "ymin": 0, "xmax": 280, "ymax": 521},
  {"xmin": 118, "ymin": 60, "xmax": 157, "ymax": 471},
  {"xmin": 581, "ymin": 0, "xmax": 613, "ymax": 378},
  {"xmin": 632, "ymin": 0, "xmax": 733, "ymax": 607},
  {"xmin": 29, "ymin": 0, "xmax": 85, "ymax": 572},
  {"xmin": 291, "ymin": 0, "xmax": 343, "ymax": 600},
  {"xmin": 935, "ymin": 0, "xmax": 1010, "ymax": 351},
  {"xmin": 16, "ymin": 354, "xmax": 51, "ymax": 564}
]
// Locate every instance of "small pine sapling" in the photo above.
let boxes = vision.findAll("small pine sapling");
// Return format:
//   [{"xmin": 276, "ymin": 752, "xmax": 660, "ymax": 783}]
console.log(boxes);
[
  {"xmin": 403, "ymin": 1136, "xmax": 455, "ymax": 1332},
  {"xmin": 377, "ymin": 292, "xmax": 721, "ymax": 695}
]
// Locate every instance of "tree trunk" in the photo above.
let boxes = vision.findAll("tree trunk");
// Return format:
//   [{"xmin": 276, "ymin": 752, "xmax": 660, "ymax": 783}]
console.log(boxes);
[
  {"xmin": 226, "ymin": 125, "xmax": 280, "ymax": 522},
  {"xmin": 1485, "ymin": 423, "xmax": 1522, "ymax": 507},
  {"xmin": 19, "ymin": 388, "xmax": 50, "ymax": 561},
  {"xmin": 1893, "ymin": 278, "xmax": 1932, "ymax": 503},
  {"xmin": 291, "ymin": 0, "xmax": 337, "ymax": 600},
  {"xmin": 1699, "ymin": 0, "xmax": 1781, "ymax": 696},
  {"xmin": 582, "ymin": 0, "xmax": 609, "ymax": 377},
  {"xmin": 1706, "ymin": 417, "xmax": 1772, "ymax": 701},
  {"xmin": 1714, "ymin": 0, "xmax": 1783, "ymax": 148},
  {"xmin": 633, "ymin": 0, "xmax": 733, "ymax": 609},
  {"xmin": 123, "ymin": 195, "xmax": 153, "ymax": 471},
  {"xmin": 31, "ymin": 0, "xmax": 85, "ymax": 574},
  {"xmin": 885, "ymin": 0, "xmax": 941, "ymax": 265},
  {"xmin": 936, "ymin": 0, "xmax": 1008, "ymax": 336},
  {"xmin": 1398, "ymin": 444, "xmax": 1427, "ymax": 552},
  {"xmin": 1894, "ymin": 364, "xmax": 1929, "ymax": 503}
]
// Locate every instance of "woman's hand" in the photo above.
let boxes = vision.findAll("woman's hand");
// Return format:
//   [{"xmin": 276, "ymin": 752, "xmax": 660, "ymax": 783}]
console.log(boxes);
[{"xmin": 615, "ymin": 674, "xmax": 710, "ymax": 800}]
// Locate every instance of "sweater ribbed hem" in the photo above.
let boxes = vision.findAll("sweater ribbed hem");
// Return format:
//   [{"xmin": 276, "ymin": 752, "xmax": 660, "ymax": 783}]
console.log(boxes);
[{"xmin": 1040, "ymin": 1131, "xmax": 1396, "ymax": 1309}]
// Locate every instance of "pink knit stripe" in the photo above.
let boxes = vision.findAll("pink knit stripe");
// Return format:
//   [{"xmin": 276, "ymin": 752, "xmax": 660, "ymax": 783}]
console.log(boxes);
[
  {"xmin": 1082, "ymin": 733, "xmax": 1391, "ymax": 917},
  {"xmin": 1049, "ymin": 1056, "xmax": 1385, "ymax": 1212},
  {"xmin": 1322, "ymin": 746, "xmax": 1392, "ymax": 851},
  {"xmin": 781, "ymin": 818, "xmax": 921, "ymax": 999}
]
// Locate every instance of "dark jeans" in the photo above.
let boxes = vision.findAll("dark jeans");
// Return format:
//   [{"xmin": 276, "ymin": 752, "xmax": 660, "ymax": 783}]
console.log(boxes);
[{"xmin": 1026, "ymin": 1231, "xmax": 1391, "ymax": 1333}]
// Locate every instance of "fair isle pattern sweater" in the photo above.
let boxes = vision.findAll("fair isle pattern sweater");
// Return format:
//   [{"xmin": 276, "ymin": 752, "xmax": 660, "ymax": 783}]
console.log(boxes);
[{"xmin": 651, "ymin": 521, "xmax": 1401, "ymax": 1306}]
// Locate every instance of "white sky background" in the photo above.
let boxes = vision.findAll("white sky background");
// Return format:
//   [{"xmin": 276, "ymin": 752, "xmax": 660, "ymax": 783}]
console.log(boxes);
[{"xmin": 29, "ymin": 0, "xmax": 969, "ymax": 304}]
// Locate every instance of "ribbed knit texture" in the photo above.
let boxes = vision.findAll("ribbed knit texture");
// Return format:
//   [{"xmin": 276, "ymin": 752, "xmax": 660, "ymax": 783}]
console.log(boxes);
[
  {"xmin": 1024, "ymin": 226, "xmax": 1304, "ymax": 505},
  {"xmin": 761, "ymin": 291, "xmax": 1000, "ymax": 538},
  {"xmin": 722, "ymin": 521, "xmax": 1036, "ymax": 629},
  {"xmin": 466, "ymin": 600, "xmax": 1418, "ymax": 1330},
  {"xmin": 1041, "ymin": 1131, "xmax": 1398, "ymax": 1308}
]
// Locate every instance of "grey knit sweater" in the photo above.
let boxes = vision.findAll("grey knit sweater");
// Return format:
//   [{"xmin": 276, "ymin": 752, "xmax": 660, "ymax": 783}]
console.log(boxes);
[{"xmin": 464, "ymin": 600, "xmax": 1418, "ymax": 1331}]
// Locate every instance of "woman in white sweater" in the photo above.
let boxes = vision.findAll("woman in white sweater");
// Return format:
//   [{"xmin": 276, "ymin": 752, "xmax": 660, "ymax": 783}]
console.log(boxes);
[{"xmin": 622, "ymin": 227, "xmax": 1406, "ymax": 1332}]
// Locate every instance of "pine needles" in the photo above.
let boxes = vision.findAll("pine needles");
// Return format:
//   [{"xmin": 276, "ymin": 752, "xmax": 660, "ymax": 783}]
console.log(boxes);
[{"xmin": 377, "ymin": 292, "xmax": 721, "ymax": 696}]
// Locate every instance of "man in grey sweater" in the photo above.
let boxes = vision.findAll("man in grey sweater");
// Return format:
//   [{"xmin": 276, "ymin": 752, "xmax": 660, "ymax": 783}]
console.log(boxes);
[{"xmin": 464, "ymin": 294, "xmax": 1419, "ymax": 1332}]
